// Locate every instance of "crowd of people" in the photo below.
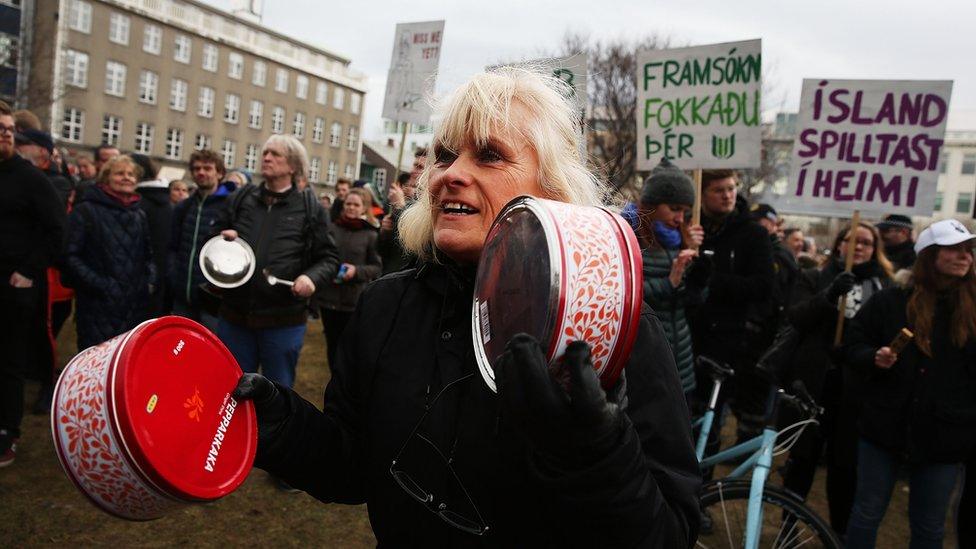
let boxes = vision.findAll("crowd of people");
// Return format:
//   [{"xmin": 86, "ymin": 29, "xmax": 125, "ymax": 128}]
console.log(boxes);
[{"xmin": 1, "ymin": 63, "xmax": 975, "ymax": 547}]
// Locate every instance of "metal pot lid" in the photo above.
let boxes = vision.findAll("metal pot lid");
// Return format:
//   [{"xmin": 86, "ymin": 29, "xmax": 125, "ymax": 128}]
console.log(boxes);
[{"xmin": 199, "ymin": 236, "xmax": 256, "ymax": 289}]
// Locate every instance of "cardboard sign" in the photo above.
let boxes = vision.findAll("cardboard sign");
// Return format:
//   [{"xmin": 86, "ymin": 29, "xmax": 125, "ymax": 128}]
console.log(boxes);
[
  {"xmin": 636, "ymin": 39, "xmax": 762, "ymax": 170},
  {"xmin": 381, "ymin": 20, "xmax": 445, "ymax": 126},
  {"xmin": 778, "ymin": 79, "xmax": 953, "ymax": 217}
]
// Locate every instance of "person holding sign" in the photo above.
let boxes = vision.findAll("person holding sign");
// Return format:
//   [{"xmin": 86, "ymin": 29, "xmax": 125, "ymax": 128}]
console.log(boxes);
[
  {"xmin": 232, "ymin": 68, "xmax": 700, "ymax": 547},
  {"xmin": 780, "ymin": 221, "xmax": 893, "ymax": 535},
  {"xmin": 637, "ymin": 159, "xmax": 706, "ymax": 396},
  {"xmin": 844, "ymin": 219, "xmax": 976, "ymax": 548},
  {"xmin": 690, "ymin": 169, "xmax": 774, "ymax": 445}
]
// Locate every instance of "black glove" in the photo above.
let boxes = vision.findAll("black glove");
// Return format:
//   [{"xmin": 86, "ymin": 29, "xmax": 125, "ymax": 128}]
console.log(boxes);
[
  {"xmin": 685, "ymin": 252, "xmax": 714, "ymax": 287},
  {"xmin": 232, "ymin": 373, "xmax": 291, "ymax": 452},
  {"xmin": 496, "ymin": 334, "xmax": 623, "ymax": 464},
  {"xmin": 826, "ymin": 271, "xmax": 857, "ymax": 302}
]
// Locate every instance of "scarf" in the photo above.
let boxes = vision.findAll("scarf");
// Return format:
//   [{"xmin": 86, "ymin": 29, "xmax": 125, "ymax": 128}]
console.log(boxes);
[
  {"xmin": 335, "ymin": 216, "xmax": 371, "ymax": 230},
  {"xmin": 653, "ymin": 221, "xmax": 682, "ymax": 249},
  {"xmin": 97, "ymin": 183, "xmax": 140, "ymax": 207}
]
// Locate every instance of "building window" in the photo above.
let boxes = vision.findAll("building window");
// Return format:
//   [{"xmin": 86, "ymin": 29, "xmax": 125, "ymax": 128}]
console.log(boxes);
[
  {"xmin": 174, "ymin": 35, "xmax": 192, "ymax": 64},
  {"xmin": 934, "ymin": 192, "xmax": 944, "ymax": 211},
  {"xmin": 373, "ymin": 168, "xmax": 386, "ymax": 189},
  {"xmin": 170, "ymin": 79, "xmax": 188, "ymax": 111},
  {"xmin": 326, "ymin": 160, "xmax": 337, "ymax": 185},
  {"xmin": 315, "ymin": 82, "xmax": 328, "ymax": 105},
  {"xmin": 202, "ymin": 44, "xmax": 218, "ymax": 72},
  {"xmin": 333, "ymin": 87, "xmax": 344, "ymax": 110},
  {"xmin": 102, "ymin": 115, "xmax": 122, "ymax": 146},
  {"xmin": 64, "ymin": 49, "xmax": 89, "ymax": 88},
  {"xmin": 195, "ymin": 133, "xmax": 211, "ymax": 151},
  {"xmin": 134, "ymin": 122, "xmax": 154, "ymax": 154},
  {"xmin": 939, "ymin": 153, "xmax": 949, "ymax": 174},
  {"xmin": 252, "ymin": 60, "xmax": 266, "ymax": 86},
  {"xmin": 224, "ymin": 94, "xmax": 240, "ymax": 124},
  {"xmin": 198, "ymin": 86, "xmax": 215, "ymax": 118},
  {"xmin": 292, "ymin": 112, "xmax": 306, "ymax": 138},
  {"xmin": 108, "ymin": 13, "xmax": 130, "ymax": 45},
  {"xmin": 143, "ymin": 24, "xmax": 162, "ymax": 55},
  {"xmin": 311, "ymin": 117, "xmax": 324, "ymax": 143},
  {"xmin": 272, "ymin": 107, "xmax": 285, "ymax": 134},
  {"xmin": 105, "ymin": 61, "xmax": 126, "ymax": 97},
  {"xmin": 350, "ymin": 93, "xmax": 361, "ymax": 115},
  {"xmin": 344, "ymin": 164, "xmax": 354, "ymax": 180},
  {"xmin": 275, "ymin": 68, "xmax": 288, "ymax": 93},
  {"xmin": 221, "ymin": 139, "xmax": 236, "ymax": 168},
  {"xmin": 963, "ymin": 154, "xmax": 976, "ymax": 176},
  {"xmin": 228, "ymin": 52, "xmax": 244, "ymax": 79},
  {"xmin": 165, "ymin": 128, "xmax": 184, "ymax": 160},
  {"xmin": 67, "ymin": 0, "xmax": 92, "ymax": 33},
  {"xmin": 138, "ymin": 70, "xmax": 158, "ymax": 104},
  {"xmin": 295, "ymin": 75, "xmax": 309, "ymax": 99},
  {"xmin": 329, "ymin": 122, "xmax": 341, "ymax": 147},
  {"xmin": 248, "ymin": 100, "xmax": 263, "ymax": 129},
  {"xmin": 346, "ymin": 126, "xmax": 357, "ymax": 150},
  {"xmin": 957, "ymin": 193, "xmax": 973, "ymax": 215},
  {"xmin": 61, "ymin": 108, "xmax": 83, "ymax": 142},
  {"xmin": 309, "ymin": 157, "xmax": 321, "ymax": 182},
  {"xmin": 244, "ymin": 144, "xmax": 259, "ymax": 171}
]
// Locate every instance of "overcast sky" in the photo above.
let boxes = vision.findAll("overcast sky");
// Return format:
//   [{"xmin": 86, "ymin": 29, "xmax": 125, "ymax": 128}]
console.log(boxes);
[{"xmin": 212, "ymin": 0, "xmax": 976, "ymax": 138}]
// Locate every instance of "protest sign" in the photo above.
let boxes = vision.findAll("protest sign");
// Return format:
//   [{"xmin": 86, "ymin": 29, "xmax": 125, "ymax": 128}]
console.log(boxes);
[
  {"xmin": 636, "ymin": 39, "xmax": 762, "ymax": 171},
  {"xmin": 381, "ymin": 20, "xmax": 445, "ymax": 126},
  {"xmin": 779, "ymin": 79, "xmax": 952, "ymax": 218}
]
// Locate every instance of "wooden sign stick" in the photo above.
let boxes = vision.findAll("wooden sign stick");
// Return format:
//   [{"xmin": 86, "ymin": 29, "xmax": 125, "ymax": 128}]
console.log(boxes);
[
  {"xmin": 834, "ymin": 209, "xmax": 861, "ymax": 346},
  {"xmin": 691, "ymin": 169, "xmax": 703, "ymax": 242}
]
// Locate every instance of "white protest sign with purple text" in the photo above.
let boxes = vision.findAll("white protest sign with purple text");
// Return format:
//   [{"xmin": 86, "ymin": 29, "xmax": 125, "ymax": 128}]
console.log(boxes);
[
  {"xmin": 381, "ymin": 20, "xmax": 445, "ymax": 126},
  {"xmin": 780, "ymin": 79, "xmax": 952, "ymax": 218},
  {"xmin": 636, "ymin": 39, "xmax": 762, "ymax": 171}
]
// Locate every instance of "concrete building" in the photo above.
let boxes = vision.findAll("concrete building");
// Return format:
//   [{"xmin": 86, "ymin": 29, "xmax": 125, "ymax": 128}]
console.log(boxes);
[
  {"xmin": 24, "ymin": 0, "xmax": 367, "ymax": 186},
  {"xmin": 932, "ymin": 130, "xmax": 976, "ymax": 222},
  {"xmin": 0, "ymin": 0, "xmax": 27, "ymax": 106},
  {"xmin": 381, "ymin": 119, "xmax": 433, "ymax": 155}
]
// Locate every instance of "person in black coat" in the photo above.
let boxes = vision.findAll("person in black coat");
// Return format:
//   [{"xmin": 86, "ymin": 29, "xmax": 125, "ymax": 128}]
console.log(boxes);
[
  {"xmin": 63, "ymin": 155, "xmax": 155, "ymax": 350},
  {"xmin": 0, "ymin": 104, "xmax": 66, "ymax": 466},
  {"xmin": 232, "ymin": 68, "xmax": 700, "ymax": 546},
  {"xmin": 845, "ymin": 219, "xmax": 976, "ymax": 548},
  {"xmin": 781, "ymin": 221, "xmax": 892, "ymax": 535},
  {"xmin": 131, "ymin": 154, "xmax": 172, "ymax": 316},
  {"xmin": 876, "ymin": 214, "xmax": 916, "ymax": 272},
  {"xmin": 691, "ymin": 172, "xmax": 774, "ymax": 444}
]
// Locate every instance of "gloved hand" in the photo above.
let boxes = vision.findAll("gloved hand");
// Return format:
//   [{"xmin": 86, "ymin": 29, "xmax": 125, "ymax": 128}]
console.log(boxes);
[
  {"xmin": 826, "ymin": 271, "xmax": 857, "ymax": 302},
  {"xmin": 232, "ymin": 373, "xmax": 291, "ymax": 451},
  {"xmin": 496, "ymin": 334, "xmax": 623, "ymax": 464}
]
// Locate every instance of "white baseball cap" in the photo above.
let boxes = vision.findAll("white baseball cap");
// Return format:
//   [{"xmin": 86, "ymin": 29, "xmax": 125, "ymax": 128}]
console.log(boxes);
[{"xmin": 914, "ymin": 219, "xmax": 976, "ymax": 253}]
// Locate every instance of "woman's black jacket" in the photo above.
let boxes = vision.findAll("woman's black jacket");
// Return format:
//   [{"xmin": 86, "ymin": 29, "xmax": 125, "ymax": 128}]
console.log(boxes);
[
  {"xmin": 846, "ymin": 286, "xmax": 976, "ymax": 463},
  {"xmin": 257, "ymin": 262, "xmax": 702, "ymax": 547},
  {"xmin": 63, "ymin": 186, "xmax": 155, "ymax": 348}
]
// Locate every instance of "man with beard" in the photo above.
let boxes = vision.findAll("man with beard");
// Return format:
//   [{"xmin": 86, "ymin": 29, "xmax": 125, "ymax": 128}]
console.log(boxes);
[
  {"xmin": 876, "ymin": 214, "xmax": 916, "ymax": 272},
  {"xmin": 168, "ymin": 150, "xmax": 236, "ymax": 332},
  {"xmin": 0, "ymin": 101, "xmax": 65, "ymax": 466}
]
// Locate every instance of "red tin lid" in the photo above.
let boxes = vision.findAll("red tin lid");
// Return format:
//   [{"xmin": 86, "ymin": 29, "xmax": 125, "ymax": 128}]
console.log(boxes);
[{"xmin": 107, "ymin": 317, "xmax": 257, "ymax": 502}]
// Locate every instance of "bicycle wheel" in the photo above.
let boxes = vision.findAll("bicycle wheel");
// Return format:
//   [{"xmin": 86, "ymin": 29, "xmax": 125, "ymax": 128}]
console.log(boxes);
[{"xmin": 697, "ymin": 480, "xmax": 842, "ymax": 549}]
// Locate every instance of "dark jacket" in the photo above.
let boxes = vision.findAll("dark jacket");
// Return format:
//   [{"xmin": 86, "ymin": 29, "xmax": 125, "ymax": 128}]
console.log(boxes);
[
  {"xmin": 168, "ymin": 182, "xmax": 236, "ymax": 307},
  {"xmin": 378, "ymin": 207, "xmax": 415, "ymax": 275},
  {"xmin": 64, "ymin": 186, "xmax": 155, "ymax": 349},
  {"xmin": 847, "ymin": 286, "xmax": 976, "ymax": 463},
  {"xmin": 770, "ymin": 236, "xmax": 799, "ymax": 325},
  {"xmin": 258, "ymin": 262, "xmax": 701, "ymax": 547},
  {"xmin": 0, "ymin": 155, "xmax": 66, "ymax": 281},
  {"xmin": 318, "ymin": 220, "xmax": 382, "ymax": 312},
  {"xmin": 136, "ymin": 181, "xmax": 173, "ymax": 315},
  {"xmin": 214, "ymin": 184, "xmax": 339, "ymax": 328},
  {"xmin": 44, "ymin": 167, "xmax": 75, "ymax": 210},
  {"xmin": 642, "ymin": 246, "xmax": 701, "ymax": 394},
  {"xmin": 884, "ymin": 240, "xmax": 916, "ymax": 272},
  {"xmin": 691, "ymin": 196, "xmax": 774, "ymax": 362}
]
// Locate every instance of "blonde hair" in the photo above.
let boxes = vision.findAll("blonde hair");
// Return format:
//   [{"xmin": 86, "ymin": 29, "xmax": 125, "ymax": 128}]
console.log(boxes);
[
  {"xmin": 263, "ymin": 134, "xmax": 308, "ymax": 185},
  {"xmin": 398, "ymin": 66, "xmax": 607, "ymax": 261},
  {"xmin": 97, "ymin": 155, "xmax": 142, "ymax": 185}
]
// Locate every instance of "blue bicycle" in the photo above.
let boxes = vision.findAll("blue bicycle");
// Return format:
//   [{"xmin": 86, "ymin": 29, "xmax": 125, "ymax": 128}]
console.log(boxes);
[{"xmin": 693, "ymin": 356, "xmax": 841, "ymax": 549}]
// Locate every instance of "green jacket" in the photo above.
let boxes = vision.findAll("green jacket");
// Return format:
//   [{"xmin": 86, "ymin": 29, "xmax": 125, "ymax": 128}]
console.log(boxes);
[{"xmin": 642, "ymin": 246, "xmax": 700, "ymax": 394}]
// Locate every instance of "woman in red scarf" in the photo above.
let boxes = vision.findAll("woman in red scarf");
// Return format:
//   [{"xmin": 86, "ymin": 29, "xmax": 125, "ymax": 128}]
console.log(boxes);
[
  {"xmin": 317, "ymin": 187, "xmax": 381, "ymax": 367},
  {"xmin": 63, "ymin": 155, "xmax": 155, "ymax": 350}
]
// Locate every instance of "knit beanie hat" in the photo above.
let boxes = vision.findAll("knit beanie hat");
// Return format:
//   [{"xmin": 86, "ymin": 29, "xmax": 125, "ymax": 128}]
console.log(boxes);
[{"xmin": 640, "ymin": 158, "xmax": 695, "ymax": 207}]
